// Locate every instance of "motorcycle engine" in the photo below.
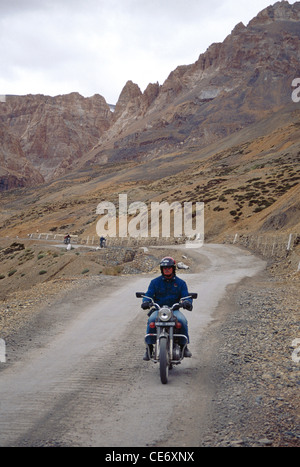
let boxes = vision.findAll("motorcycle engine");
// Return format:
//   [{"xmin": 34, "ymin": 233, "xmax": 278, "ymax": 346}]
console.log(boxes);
[{"xmin": 173, "ymin": 344, "xmax": 181, "ymax": 360}]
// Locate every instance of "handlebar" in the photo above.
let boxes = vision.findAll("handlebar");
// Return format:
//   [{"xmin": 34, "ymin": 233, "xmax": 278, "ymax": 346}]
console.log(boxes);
[{"xmin": 136, "ymin": 292, "xmax": 197, "ymax": 311}]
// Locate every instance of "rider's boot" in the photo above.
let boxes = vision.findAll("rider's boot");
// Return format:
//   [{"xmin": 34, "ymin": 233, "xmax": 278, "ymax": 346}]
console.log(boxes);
[
  {"xmin": 184, "ymin": 346, "xmax": 192, "ymax": 358},
  {"xmin": 143, "ymin": 345, "xmax": 153, "ymax": 361}
]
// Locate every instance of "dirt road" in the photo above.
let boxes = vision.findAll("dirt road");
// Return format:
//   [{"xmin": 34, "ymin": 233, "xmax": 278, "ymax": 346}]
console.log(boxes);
[{"xmin": 0, "ymin": 244, "xmax": 265, "ymax": 447}]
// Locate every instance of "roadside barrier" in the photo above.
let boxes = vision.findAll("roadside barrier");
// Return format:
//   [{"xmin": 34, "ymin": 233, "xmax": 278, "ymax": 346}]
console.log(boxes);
[
  {"xmin": 226, "ymin": 232, "xmax": 300, "ymax": 271},
  {"xmin": 78, "ymin": 236, "xmax": 187, "ymax": 247},
  {"xmin": 28, "ymin": 233, "xmax": 79, "ymax": 243},
  {"xmin": 27, "ymin": 232, "xmax": 186, "ymax": 247}
]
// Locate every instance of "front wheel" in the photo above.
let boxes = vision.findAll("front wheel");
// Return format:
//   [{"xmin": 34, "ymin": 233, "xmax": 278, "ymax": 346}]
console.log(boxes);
[{"xmin": 159, "ymin": 337, "xmax": 169, "ymax": 384}]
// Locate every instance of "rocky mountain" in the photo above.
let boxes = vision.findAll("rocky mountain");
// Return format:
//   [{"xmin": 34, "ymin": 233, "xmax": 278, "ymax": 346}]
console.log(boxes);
[
  {"xmin": 0, "ymin": 121, "xmax": 44, "ymax": 191},
  {"xmin": 85, "ymin": 0, "xmax": 300, "ymax": 166},
  {"xmin": 0, "ymin": 1, "xmax": 299, "ymax": 241},
  {"xmin": 0, "ymin": 93, "xmax": 112, "ymax": 186}
]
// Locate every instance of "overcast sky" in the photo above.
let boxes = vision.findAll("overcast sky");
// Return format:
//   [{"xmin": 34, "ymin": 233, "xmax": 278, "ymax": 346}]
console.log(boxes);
[{"xmin": 0, "ymin": 0, "xmax": 296, "ymax": 104}]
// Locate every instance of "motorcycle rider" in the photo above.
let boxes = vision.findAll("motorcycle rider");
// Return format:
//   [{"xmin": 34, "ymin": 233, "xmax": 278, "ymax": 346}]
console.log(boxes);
[
  {"xmin": 142, "ymin": 257, "xmax": 193, "ymax": 361},
  {"xmin": 64, "ymin": 233, "xmax": 71, "ymax": 244}
]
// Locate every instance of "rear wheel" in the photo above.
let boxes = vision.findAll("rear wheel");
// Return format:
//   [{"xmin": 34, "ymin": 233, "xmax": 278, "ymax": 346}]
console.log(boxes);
[{"xmin": 159, "ymin": 338, "xmax": 169, "ymax": 384}]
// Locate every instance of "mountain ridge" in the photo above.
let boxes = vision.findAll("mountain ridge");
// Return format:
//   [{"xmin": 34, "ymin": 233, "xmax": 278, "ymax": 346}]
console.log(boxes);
[{"xmin": 79, "ymin": 0, "xmax": 300, "ymax": 169}]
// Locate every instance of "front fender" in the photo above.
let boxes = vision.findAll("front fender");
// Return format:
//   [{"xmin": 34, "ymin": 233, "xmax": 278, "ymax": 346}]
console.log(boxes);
[{"xmin": 158, "ymin": 331, "xmax": 169, "ymax": 341}]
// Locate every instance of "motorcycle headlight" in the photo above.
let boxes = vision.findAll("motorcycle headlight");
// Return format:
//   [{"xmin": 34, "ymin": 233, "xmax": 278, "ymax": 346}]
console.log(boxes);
[{"xmin": 158, "ymin": 307, "xmax": 172, "ymax": 321}]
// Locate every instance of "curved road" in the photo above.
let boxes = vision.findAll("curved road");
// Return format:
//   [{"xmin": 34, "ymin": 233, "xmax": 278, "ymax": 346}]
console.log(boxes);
[{"xmin": 0, "ymin": 244, "xmax": 265, "ymax": 447}]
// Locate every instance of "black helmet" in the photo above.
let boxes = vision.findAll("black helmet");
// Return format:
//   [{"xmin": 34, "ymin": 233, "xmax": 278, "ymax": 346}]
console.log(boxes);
[{"xmin": 160, "ymin": 257, "xmax": 176, "ymax": 278}]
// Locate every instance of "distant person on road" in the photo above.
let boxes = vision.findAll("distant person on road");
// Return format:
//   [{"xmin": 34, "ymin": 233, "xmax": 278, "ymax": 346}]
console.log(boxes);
[
  {"xmin": 141, "ymin": 256, "xmax": 193, "ymax": 361},
  {"xmin": 100, "ymin": 235, "xmax": 106, "ymax": 248},
  {"xmin": 64, "ymin": 233, "xmax": 71, "ymax": 244}
]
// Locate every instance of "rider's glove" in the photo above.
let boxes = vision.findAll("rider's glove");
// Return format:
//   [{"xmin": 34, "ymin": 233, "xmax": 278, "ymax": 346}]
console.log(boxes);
[
  {"xmin": 141, "ymin": 301, "xmax": 151, "ymax": 310},
  {"xmin": 182, "ymin": 300, "xmax": 193, "ymax": 311}
]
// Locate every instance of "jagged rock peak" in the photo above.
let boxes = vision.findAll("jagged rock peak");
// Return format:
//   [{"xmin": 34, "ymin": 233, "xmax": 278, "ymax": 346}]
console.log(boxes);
[
  {"xmin": 142, "ymin": 82, "xmax": 160, "ymax": 106},
  {"xmin": 114, "ymin": 80, "xmax": 142, "ymax": 116},
  {"xmin": 231, "ymin": 22, "xmax": 247, "ymax": 35},
  {"xmin": 248, "ymin": 1, "xmax": 300, "ymax": 26},
  {"xmin": 113, "ymin": 80, "xmax": 161, "ymax": 120},
  {"xmin": 194, "ymin": 0, "xmax": 300, "ymax": 72}
]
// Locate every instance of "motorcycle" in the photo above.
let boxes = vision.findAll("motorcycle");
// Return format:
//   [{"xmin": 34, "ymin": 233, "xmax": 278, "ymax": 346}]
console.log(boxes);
[
  {"xmin": 100, "ymin": 237, "xmax": 106, "ymax": 248},
  {"xmin": 136, "ymin": 292, "xmax": 197, "ymax": 384}
]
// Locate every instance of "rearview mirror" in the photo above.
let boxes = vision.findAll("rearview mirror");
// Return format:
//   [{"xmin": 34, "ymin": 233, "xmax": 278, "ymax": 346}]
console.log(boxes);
[{"xmin": 136, "ymin": 292, "xmax": 145, "ymax": 298}]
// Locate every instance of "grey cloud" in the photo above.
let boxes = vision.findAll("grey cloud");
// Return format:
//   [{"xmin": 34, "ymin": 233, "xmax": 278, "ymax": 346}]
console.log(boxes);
[{"xmin": 0, "ymin": 0, "xmax": 287, "ymax": 103}]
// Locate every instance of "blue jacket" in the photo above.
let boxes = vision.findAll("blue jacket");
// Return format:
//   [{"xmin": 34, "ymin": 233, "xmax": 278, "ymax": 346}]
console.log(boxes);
[{"xmin": 143, "ymin": 275, "xmax": 192, "ymax": 308}]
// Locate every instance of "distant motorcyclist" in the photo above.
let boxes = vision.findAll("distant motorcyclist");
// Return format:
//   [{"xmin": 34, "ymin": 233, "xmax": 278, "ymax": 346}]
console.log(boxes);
[
  {"xmin": 100, "ymin": 235, "xmax": 106, "ymax": 248},
  {"xmin": 64, "ymin": 233, "xmax": 71, "ymax": 244},
  {"xmin": 142, "ymin": 257, "xmax": 193, "ymax": 360}
]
